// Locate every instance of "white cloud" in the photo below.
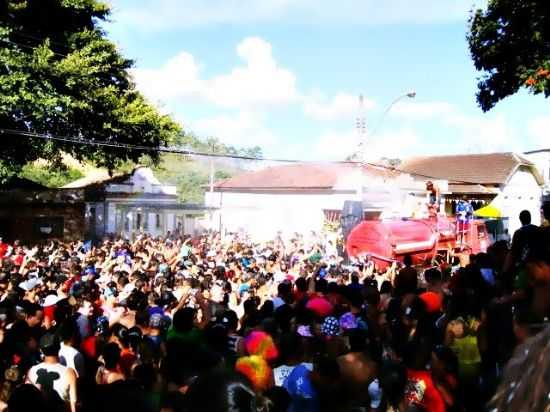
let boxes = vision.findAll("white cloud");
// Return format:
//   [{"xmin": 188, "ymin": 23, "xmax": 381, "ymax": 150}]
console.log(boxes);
[
  {"xmin": 527, "ymin": 117, "xmax": 550, "ymax": 150},
  {"xmin": 303, "ymin": 93, "xmax": 375, "ymax": 121},
  {"xmin": 130, "ymin": 52, "xmax": 202, "ymax": 104},
  {"xmin": 204, "ymin": 37, "xmax": 298, "ymax": 108},
  {"xmin": 189, "ymin": 111, "xmax": 278, "ymax": 147},
  {"xmin": 114, "ymin": 0, "xmax": 485, "ymax": 31},
  {"xmin": 131, "ymin": 37, "xmax": 298, "ymax": 109}
]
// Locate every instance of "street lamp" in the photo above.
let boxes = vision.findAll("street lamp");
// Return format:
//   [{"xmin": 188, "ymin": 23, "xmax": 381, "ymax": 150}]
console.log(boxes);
[
  {"xmin": 353, "ymin": 90, "xmax": 416, "ymax": 204},
  {"xmin": 369, "ymin": 90, "xmax": 416, "ymax": 138}
]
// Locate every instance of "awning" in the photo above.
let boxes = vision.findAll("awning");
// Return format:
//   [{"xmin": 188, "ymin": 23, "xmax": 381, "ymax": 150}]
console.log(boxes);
[{"xmin": 474, "ymin": 204, "xmax": 502, "ymax": 218}]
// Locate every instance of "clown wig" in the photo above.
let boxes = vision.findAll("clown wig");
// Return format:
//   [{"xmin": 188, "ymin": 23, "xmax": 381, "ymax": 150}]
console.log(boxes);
[
  {"xmin": 244, "ymin": 331, "xmax": 278, "ymax": 361},
  {"xmin": 235, "ymin": 355, "xmax": 272, "ymax": 392}
]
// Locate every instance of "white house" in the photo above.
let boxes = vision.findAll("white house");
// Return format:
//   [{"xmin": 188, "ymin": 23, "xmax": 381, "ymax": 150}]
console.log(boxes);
[
  {"xmin": 400, "ymin": 152, "xmax": 544, "ymax": 234},
  {"xmin": 524, "ymin": 148, "xmax": 550, "ymax": 202},
  {"xmin": 63, "ymin": 167, "xmax": 207, "ymax": 239},
  {"xmin": 204, "ymin": 162, "xmax": 427, "ymax": 240}
]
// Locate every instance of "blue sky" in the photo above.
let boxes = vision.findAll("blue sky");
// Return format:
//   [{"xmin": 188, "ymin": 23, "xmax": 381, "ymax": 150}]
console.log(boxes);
[{"xmin": 104, "ymin": 0, "xmax": 549, "ymax": 160}]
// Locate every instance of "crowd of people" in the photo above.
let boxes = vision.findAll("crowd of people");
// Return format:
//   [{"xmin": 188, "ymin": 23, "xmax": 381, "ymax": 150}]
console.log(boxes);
[{"xmin": 0, "ymin": 206, "xmax": 548, "ymax": 412}]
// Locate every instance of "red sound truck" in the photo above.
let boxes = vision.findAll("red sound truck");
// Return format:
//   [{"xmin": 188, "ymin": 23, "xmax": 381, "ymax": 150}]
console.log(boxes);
[{"xmin": 345, "ymin": 215, "xmax": 490, "ymax": 269}]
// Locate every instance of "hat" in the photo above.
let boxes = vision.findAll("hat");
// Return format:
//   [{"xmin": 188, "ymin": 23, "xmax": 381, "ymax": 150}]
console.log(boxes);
[
  {"xmin": 419, "ymin": 291, "xmax": 443, "ymax": 314},
  {"xmin": 321, "ymin": 316, "xmax": 341, "ymax": 337},
  {"xmin": 339, "ymin": 312, "xmax": 358, "ymax": 330},
  {"xmin": 18, "ymin": 277, "xmax": 42, "ymax": 292},
  {"xmin": 39, "ymin": 333, "xmax": 59, "ymax": 351},
  {"xmin": 244, "ymin": 331, "xmax": 278, "ymax": 361},
  {"xmin": 306, "ymin": 297, "xmax": 333, "ymax": 318},
  {"xmin": 43, "ymin": 294, "xmax": 61, "ymax": 307}
]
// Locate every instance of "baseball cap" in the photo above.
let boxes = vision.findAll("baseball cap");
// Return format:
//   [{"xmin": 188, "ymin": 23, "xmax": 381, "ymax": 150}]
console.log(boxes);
[
  {"xmin": 39, "ymin": 333, "xmax": 59, "ymax": 352},
  {"xmin": 18, "ymin": 277, "xmax": 42, "ymax": 292},
  {"xmin": 43, "ymin": 294, "xmax": 61, "ymax": 307}
]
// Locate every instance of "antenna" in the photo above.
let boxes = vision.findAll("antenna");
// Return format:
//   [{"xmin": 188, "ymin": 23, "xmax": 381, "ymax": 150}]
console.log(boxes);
[{"xmin": 355, "ymin": 94, "xmax": 367, "ymax": 161}]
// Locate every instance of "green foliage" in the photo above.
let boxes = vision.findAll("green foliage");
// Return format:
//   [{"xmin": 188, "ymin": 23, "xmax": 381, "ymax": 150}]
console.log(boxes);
[
  {"xmin": 19, "ymin": 163, "xmax": 84, "ymax": 187},
  {"xmin": 468, "ymin": 0, "xmax": 550, "ymax": 111},
  {"xmin": 176, "ymin": 170, "xmax": 210, "ymax": 204},
  {"xmin": 152, "ymin": 152, "xmax": 234, "ymax": 205},
  {"xmin": 175, "ymin": 133, "xmax": 263, "ymax": 159},
  {"xmin": 0, "ymin": 0, "xmax": 180, "ymax": 182}
]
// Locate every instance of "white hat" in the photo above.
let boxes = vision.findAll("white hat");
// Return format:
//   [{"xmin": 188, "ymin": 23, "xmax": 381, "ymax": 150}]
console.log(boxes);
[
  {"xmin": 19, "ymin": 277, "xmax": 42, "ymax": 292},
  {"xmin": 43, "ymin": 294, "xmax": 61, "ymax": 307}
]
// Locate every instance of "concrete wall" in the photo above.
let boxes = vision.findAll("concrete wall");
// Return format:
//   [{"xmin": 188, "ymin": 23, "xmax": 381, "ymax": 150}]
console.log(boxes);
[{"xmin": 205, "ymin": 191, "xmax": 355, "ymax": 240}]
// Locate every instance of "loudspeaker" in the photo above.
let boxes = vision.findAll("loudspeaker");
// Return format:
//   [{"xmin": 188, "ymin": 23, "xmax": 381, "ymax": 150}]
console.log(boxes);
[{"xmin": 341, "ymin": 200, "xmax": 363, "ymax": 239}]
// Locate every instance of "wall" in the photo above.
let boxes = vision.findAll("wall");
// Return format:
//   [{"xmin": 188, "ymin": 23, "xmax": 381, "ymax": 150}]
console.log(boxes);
[
  {"xmin": 206, "ymin": 191, "xmax": 356, "ymax": 240},
  {"xmin": 496, "ymin": 167, "xmax": 542, "ymax": 233},
  {"xmin": 524, "ymin": 152, "xmax": 550, "ymax": 195},
  {"xmin": 0, "ymin": 204, "xmax": 85, "ymax": 243}
]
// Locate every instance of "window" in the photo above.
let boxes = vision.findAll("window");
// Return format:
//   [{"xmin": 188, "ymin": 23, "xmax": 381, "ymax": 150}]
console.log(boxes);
[
  {"xmin": 156, "ymin": 214, "xmax": 161, "ymax": 229},
  {"xmin": 136, "ymin": 213, "xmax": 142, "ymax": 230},
  {"xmin": 33, "ymin": 217, "xmax": 64, "ymax": 238}
]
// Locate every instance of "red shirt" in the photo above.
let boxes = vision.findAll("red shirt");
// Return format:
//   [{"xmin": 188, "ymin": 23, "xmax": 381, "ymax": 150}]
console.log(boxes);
[
  {"xmin": 406, "ymin": 369, "xmax": 446, "ymax": 412},
  {"xmin": 0, "ymin": 242, "xmax": 8, "ymax": 258},
  {"xmin": 120, "ymin": 348, "xmax": 137, "ymax": 376}
]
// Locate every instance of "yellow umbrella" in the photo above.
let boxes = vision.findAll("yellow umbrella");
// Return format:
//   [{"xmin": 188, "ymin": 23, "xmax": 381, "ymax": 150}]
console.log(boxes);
[{"xmin": 474, "ymin": 204, "xmax": 502, "ymax": 218}]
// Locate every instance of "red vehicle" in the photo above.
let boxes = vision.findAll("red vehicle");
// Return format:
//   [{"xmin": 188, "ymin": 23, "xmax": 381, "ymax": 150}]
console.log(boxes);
[{"xmin": 346, "ymin": 215, "xmax": 490, "ymax": 269}]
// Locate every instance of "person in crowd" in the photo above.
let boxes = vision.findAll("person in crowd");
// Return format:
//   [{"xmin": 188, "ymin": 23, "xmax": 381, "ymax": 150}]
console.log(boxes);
[
  {"xmin": 26, "ymin": 333, "xmax": 77, "ymax": 412},
  {"xmin": 0, "ymin": 226, "xmax": 545, "ymax": 412}
]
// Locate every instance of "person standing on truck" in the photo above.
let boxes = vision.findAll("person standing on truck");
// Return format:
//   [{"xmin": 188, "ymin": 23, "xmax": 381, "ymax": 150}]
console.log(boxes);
[
  {"xmin": 426, "ymin": 181, "xmax": 440, "ymax": 218},
  {"xmin": 455, "ymin": 198, "xmax": 473, "ymax": 245}
]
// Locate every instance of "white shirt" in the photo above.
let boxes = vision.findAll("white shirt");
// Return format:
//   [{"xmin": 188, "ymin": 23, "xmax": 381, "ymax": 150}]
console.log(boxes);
[
  {"xmin": 59, "ymin": 343, "xmax": 85, "ymax": 378},
  {"xmin": 28, "ymin": 362, "xmax": 71, "ymax": 401}
]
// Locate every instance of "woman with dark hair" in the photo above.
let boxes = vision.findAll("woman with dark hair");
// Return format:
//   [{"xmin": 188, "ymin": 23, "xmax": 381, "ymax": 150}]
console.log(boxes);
[{"xmin": 95, "ymin": 343, "xmax": 124, "ymax": 385}]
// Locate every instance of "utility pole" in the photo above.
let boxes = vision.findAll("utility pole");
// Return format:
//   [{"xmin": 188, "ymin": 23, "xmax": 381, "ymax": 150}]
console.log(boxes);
[
  {"xmin": 209, "ymin": 141, "xmax": 215, "ymax": 232},
  {"xmin": 209, "ymin": 141, "xmax": 215, "ymax": 195},
  {"xmin": 355, "ymin": 95, "xmax": 367, "ymax": 202}
]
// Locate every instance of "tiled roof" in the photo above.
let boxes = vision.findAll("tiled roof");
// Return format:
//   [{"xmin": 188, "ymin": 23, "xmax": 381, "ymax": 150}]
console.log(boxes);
[
  {"xmin": 399, "ymin": 152, "xmax": 538, "ymax": 185},
  {"xmin": 213, "ymin": 163, "xmax": 397, "ymax": 191}
]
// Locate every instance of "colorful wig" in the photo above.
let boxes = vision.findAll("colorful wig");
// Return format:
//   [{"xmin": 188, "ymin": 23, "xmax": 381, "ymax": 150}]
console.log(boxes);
[
  {"xmin": 235, "ymin": 355, "xmax": 272, "ymax": 392},
  {"xmin": 244, "ymin": 331, "xmax": 278, "ymax": 361},
  {"xmin": 306, "ymin": 297, "xmax": 333, "ymax": 318}
]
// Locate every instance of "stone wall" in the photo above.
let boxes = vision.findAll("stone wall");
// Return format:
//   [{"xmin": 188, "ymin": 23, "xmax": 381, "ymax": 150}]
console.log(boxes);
[{"xmin": 0, "ymin": 203, "xmax": 85, "ymax": 244}]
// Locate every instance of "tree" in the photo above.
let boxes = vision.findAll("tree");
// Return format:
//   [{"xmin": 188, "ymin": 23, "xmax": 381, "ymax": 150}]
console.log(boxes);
[
  {"xmin": 468, "ymin": 1, "xmax": 550, "ymax": 111},
  {"xmin": 0, "ymin": 0, "xmax": 180, "ymax": 181},
  {"xmin": 19, "ymin": 163, "xmax": 84, "ymax": 187}
]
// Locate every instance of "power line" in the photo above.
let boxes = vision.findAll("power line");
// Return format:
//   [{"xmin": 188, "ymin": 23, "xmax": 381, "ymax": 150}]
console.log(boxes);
[
  {"xmin": 0, "ymin": 127, "xmax": 497, "ymax": 185},
  {"xmin": 0, "ymin": 127, "xmax": 298, "ymax": 162}
]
